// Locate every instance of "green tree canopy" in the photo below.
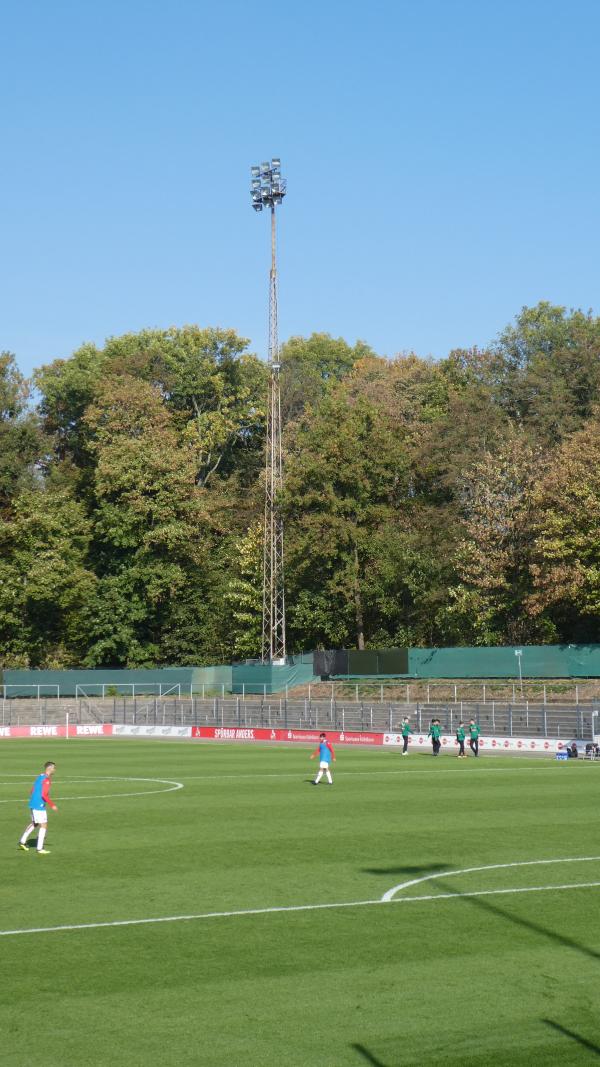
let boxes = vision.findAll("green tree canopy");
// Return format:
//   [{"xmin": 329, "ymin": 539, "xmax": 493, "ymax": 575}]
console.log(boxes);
[
  {"xmin": 528, "ymin": 412, "xmax": 600, "ymax": 640},
  {"xmin": 283, "ymin": 359, "xmax": 413, "ymax": 649},
  {"xmin": 3, "ymin": 307, "xmax": 600, "ymax": 666},
  {"xmin": 491, "ymin": 302, "xmax": 600, "ymax": 442},
  {"xmin": 279, "ymin": 333, "xmax": 371, "ymax": 424},
  {"xmin": 80, "ymin": 374, "xmax": 212, "ymax": 666},
  {"xmin": 0, "ymin": 353, "xmax": 44, "ymax": 512},
  {"xmin": 0, "ymin": 486, "xmax": 95, "ymax": 668},
  {"xmin": 441, "ymin": 434, "xmax": 544, "ymax": 645}
]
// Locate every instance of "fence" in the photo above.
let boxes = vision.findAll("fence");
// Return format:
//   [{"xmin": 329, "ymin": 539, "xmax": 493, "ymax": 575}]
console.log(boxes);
[
  {"xmin": 4, "ymin": 679, "xmax": 600, "ymax": 703},
  {"xmin": 0, "ymin": 696, "xmax": 596, "ymax": 740},
  {"xmin": 75, "ymin": 683, "xmax": 183, "ymax": 700},
  {"xmin": 303, "ymin": 680, "xmax": 600, "ymax": 704},
  {"xmin": 1, "ymin": 685, "xmax": 60, "ymax": 700}
]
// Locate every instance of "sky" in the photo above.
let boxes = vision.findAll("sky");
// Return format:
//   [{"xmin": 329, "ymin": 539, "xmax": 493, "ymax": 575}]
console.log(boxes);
[{"xmin": 2, "ymin": 0, "xmax": 600, "ymax": 377}]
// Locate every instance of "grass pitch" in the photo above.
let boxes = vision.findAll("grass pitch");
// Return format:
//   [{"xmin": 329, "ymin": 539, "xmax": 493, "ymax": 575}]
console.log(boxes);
[{"xmin": 2, "ymin": 740, "xmax": 600, "ymax": 1066}]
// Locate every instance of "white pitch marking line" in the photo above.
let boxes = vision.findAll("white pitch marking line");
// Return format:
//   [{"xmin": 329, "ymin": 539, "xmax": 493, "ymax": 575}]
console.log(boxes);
[
  {"xmin": 176, "ymin": 764, "xmax": 566, "ymax": 782},
  {"xmin": 381, "ymin": 856, "xmax": 600, "ymax": 901},
  {"xmin": 0, "ymin": 777, "xmax": 183, "ymax": 803},
  {"xmin": 1, "ymin": 879, "xmax": 599, "ymax": 939},
  {"xmin": 1, "ymin": 761, "xmax": 578, "ymax": 785},
  {"xmin": 0, "ymin": 766, "xmax": 568, "ymax": 798}
]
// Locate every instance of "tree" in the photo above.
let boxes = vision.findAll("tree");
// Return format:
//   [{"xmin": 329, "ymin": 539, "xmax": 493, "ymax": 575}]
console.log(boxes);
[
  {"xmin": 527, "ymin": 413, "xmax": 600, "ymax": 640},
  {"xmin": 99, "ymin": 326, "xmax": 267, "ymax": 487},
  {"xmin": 224, "ymin": 521, "xmax": 263, "ymax": 659},
  {"xmin": 15, "ymin": 301, "xmax": 600, "ymax": 665},
  {"xmin": 279, "ymin": 333, "xmax": 371, "ymax": 424},
  {"xmin": 0, "ymin": 487, "xmax": 95, "ymax": 667},
  {"xmin": 414, "ymin": 347, "xmax": 511, "ymax": 501},
  {"xmin": 491, "ymin": 302, "xmax": 600, "ymax": 443},
  {"xmin": 440, "ymin": 434, "xmax": 543, "ymax": 644},
  {"xmin": 80, "ymin": 375, "xmax": 211, "ymax": 666},
  {"xmin": 0, "ymin": 353, "xmax": 44, "ymax": 512},
  {"xmin": 31, "ymin": 327, "xmax": 269, "ymax": 665},
  {"xmin": 283, "ymin": 364, "xmax": 411, "ymax": 650},
  {"xmin": 35, "ymin": 327, "xmax": 268, "ymax": 489},
  {"xmin": 34, "ymin": 342, "xmax": 106, "ymax": 474}
]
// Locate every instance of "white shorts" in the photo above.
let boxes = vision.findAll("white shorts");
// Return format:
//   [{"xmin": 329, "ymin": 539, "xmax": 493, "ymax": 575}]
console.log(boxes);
[
  {"xmin": 31, "ymin": 809, "xmax": 47, "ymax": 825},
  {"xmin": 319, "ymin": 761, "xmax": 331, "ymax": 770}
]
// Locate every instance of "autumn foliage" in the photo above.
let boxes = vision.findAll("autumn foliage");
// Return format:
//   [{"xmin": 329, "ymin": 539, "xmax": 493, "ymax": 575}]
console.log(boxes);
[{"xmin": 2, "ymin": 304, "xmax": 600, "ymax": 668}]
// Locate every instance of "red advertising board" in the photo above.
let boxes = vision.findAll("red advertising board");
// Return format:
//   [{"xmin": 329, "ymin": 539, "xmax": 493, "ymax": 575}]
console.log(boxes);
[
  {"xmin": 0, "ymin": 724, "xmax": 112, "ymax": 739},
  {"xmin": 0, "ymin": 723, "xmax": 569, "ymax": 753},
  {"xmin": 191, "ymin": 726, "xmax": 384, "ymax": 746}
]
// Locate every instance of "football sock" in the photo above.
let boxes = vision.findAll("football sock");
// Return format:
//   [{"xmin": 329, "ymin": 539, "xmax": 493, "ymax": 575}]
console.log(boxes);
[
  {"xmin": 325, "ymin": 770, "xmax": 332, "ymax": 783},
  {"xmin": 20, "ymin": 823, "xmax": 34, "ymax": 844},
  {"xmin": 37, "ymin": 826, "xmax": 47, "ymax": 851},
  {"xmin": 314, "ymin": 770, "xmax": 323, "ymax": 783}
]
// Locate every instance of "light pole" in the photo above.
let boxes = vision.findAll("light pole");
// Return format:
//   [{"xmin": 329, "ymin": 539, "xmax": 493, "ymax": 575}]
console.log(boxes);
[
  {"xmin": 251, "ymin": 159, "xmax": 287, "ymax": 664},
  {"xmin": 515, "ymin": 649, "xmax": 523, "ymax": 697}
]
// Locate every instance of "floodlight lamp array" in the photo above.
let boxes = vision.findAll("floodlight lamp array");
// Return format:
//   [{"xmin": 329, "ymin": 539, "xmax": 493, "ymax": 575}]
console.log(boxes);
[{"xmin": 250, "ymin": 158, "xmax": 287, "ymax": 211}]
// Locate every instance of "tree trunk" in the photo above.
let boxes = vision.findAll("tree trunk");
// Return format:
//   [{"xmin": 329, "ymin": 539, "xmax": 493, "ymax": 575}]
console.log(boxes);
[{"xmin": 353, "ymin": 544, "xmax": 365, "ymax": 650}]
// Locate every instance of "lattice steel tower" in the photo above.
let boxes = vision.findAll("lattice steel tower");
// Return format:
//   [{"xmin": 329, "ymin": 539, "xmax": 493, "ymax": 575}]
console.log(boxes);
[{"xmin": 250, "ymin": 158, "xmax": 287, "ymax": 663}]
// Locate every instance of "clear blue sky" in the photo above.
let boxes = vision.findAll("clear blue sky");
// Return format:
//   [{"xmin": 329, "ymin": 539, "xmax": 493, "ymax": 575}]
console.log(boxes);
[{"xmin": 2, "ymin": 0, "xmax": 599, "ymax": 377}]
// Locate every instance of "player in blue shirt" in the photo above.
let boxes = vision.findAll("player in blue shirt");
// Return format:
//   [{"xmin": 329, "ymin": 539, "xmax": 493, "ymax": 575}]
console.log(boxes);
[
  {"xmin": 18, "ymin": 761, "xmax": 58, "ymax": 854},
  {"xmin": 310, "ymin": 733, "xmax": 336, "ymax": 784}
]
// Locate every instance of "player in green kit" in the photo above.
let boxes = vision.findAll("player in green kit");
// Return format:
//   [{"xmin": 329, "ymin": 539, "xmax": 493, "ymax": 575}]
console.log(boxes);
[
  {"xmin": 401, "ymin": 716, "xmax": 412, "ymax": 755},
  {"xmin": 468, "ymin": 719, "xmax": 481, "ymax": 757},
  {"xmin": 456, "ymin": 722, "xmax": 466, "ymax": 758},
  {"xmin": 428, "ymin": 718, "xmax": 441, "ymax": 756}
]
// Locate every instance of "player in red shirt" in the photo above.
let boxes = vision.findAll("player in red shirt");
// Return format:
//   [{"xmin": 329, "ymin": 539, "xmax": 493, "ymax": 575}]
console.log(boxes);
[
  {"xmin": 18, "ymin": 761, "xmax": 58, "ymax": 854},
  {"xmin": 310, "ymin": 733, "xmax": 336, "ymax": 784}
]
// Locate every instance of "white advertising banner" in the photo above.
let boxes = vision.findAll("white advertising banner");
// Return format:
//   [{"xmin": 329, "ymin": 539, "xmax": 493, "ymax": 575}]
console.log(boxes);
[
  {"xmin": 111, "ymin": 724, "xmax": 192, "ymax": 739},
  {"xmin": 383, "ymin": 733, "xmax": 572, "ymax": 753}
]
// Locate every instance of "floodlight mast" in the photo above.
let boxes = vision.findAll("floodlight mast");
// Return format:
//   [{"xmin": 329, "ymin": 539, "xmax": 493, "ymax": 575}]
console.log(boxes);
[{"xmin": 250, "ymin": 158, "xmax": 287, "ymax": 664}]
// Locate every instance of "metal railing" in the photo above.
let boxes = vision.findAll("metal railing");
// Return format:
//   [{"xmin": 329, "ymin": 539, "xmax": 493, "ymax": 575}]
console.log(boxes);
[
  {"xmin": 0, "ymin": 696, "xmax": 596, "ymax": 740},
  {"xmin": 3, "ymin": 680, "xmax": 600, "ymax": 704},
  {"xmin": 1, "ymin": 685, "xmax": 60, "ymax": 700},
  {"xmin": 75, "ymin": 683, "xmax": 183, "ymax": 700},
  {"xmin": 302, "ymin": 681, "xmax": 600, "ymax": 705}
]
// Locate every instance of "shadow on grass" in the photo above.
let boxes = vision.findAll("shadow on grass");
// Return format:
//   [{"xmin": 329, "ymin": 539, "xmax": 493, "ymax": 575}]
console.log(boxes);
[
  {"xmin": 445, "ymin": 880, "xmax": 600, "ymax": 963},
  {"xmin": 367, "ymin": 864, "xmax": 600, "ymax": 964},
  {"xmin": 363, "ymin": 864, "xmax": 447, "ymax": 877},
  {"xmin": 352, "ymin": 1021, "xmax": 600, "ymax": 1066},
  {"xmin": 543, "ymin": 1019, "xmax": 600, "ymax": 1056},
  {"xmin": 351, "ymin": 877, "xmax": 600, "ymax": 1067},
  {"xmin": 351, "ymin": 1043, "xmax": 388, "ymax": 1066}
]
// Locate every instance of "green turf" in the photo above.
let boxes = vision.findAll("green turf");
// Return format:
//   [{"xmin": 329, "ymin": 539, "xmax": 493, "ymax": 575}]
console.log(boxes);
[{"xmin": 2, "ymin": 741, "xmax": 600, "ymax": 1066}]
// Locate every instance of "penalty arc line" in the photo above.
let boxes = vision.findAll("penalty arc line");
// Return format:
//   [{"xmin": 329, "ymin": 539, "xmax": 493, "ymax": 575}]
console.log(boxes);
[
  {"xmin": 1, "ymin": 879, "xmax": 600, "ymax": 938},
  {"xmin": 381, "ymin": 855, "xmax": 600, "ymax": 901},
  {"xmin": 0, "ymin": 777, "xmax": 184, "ymax": 804}
]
